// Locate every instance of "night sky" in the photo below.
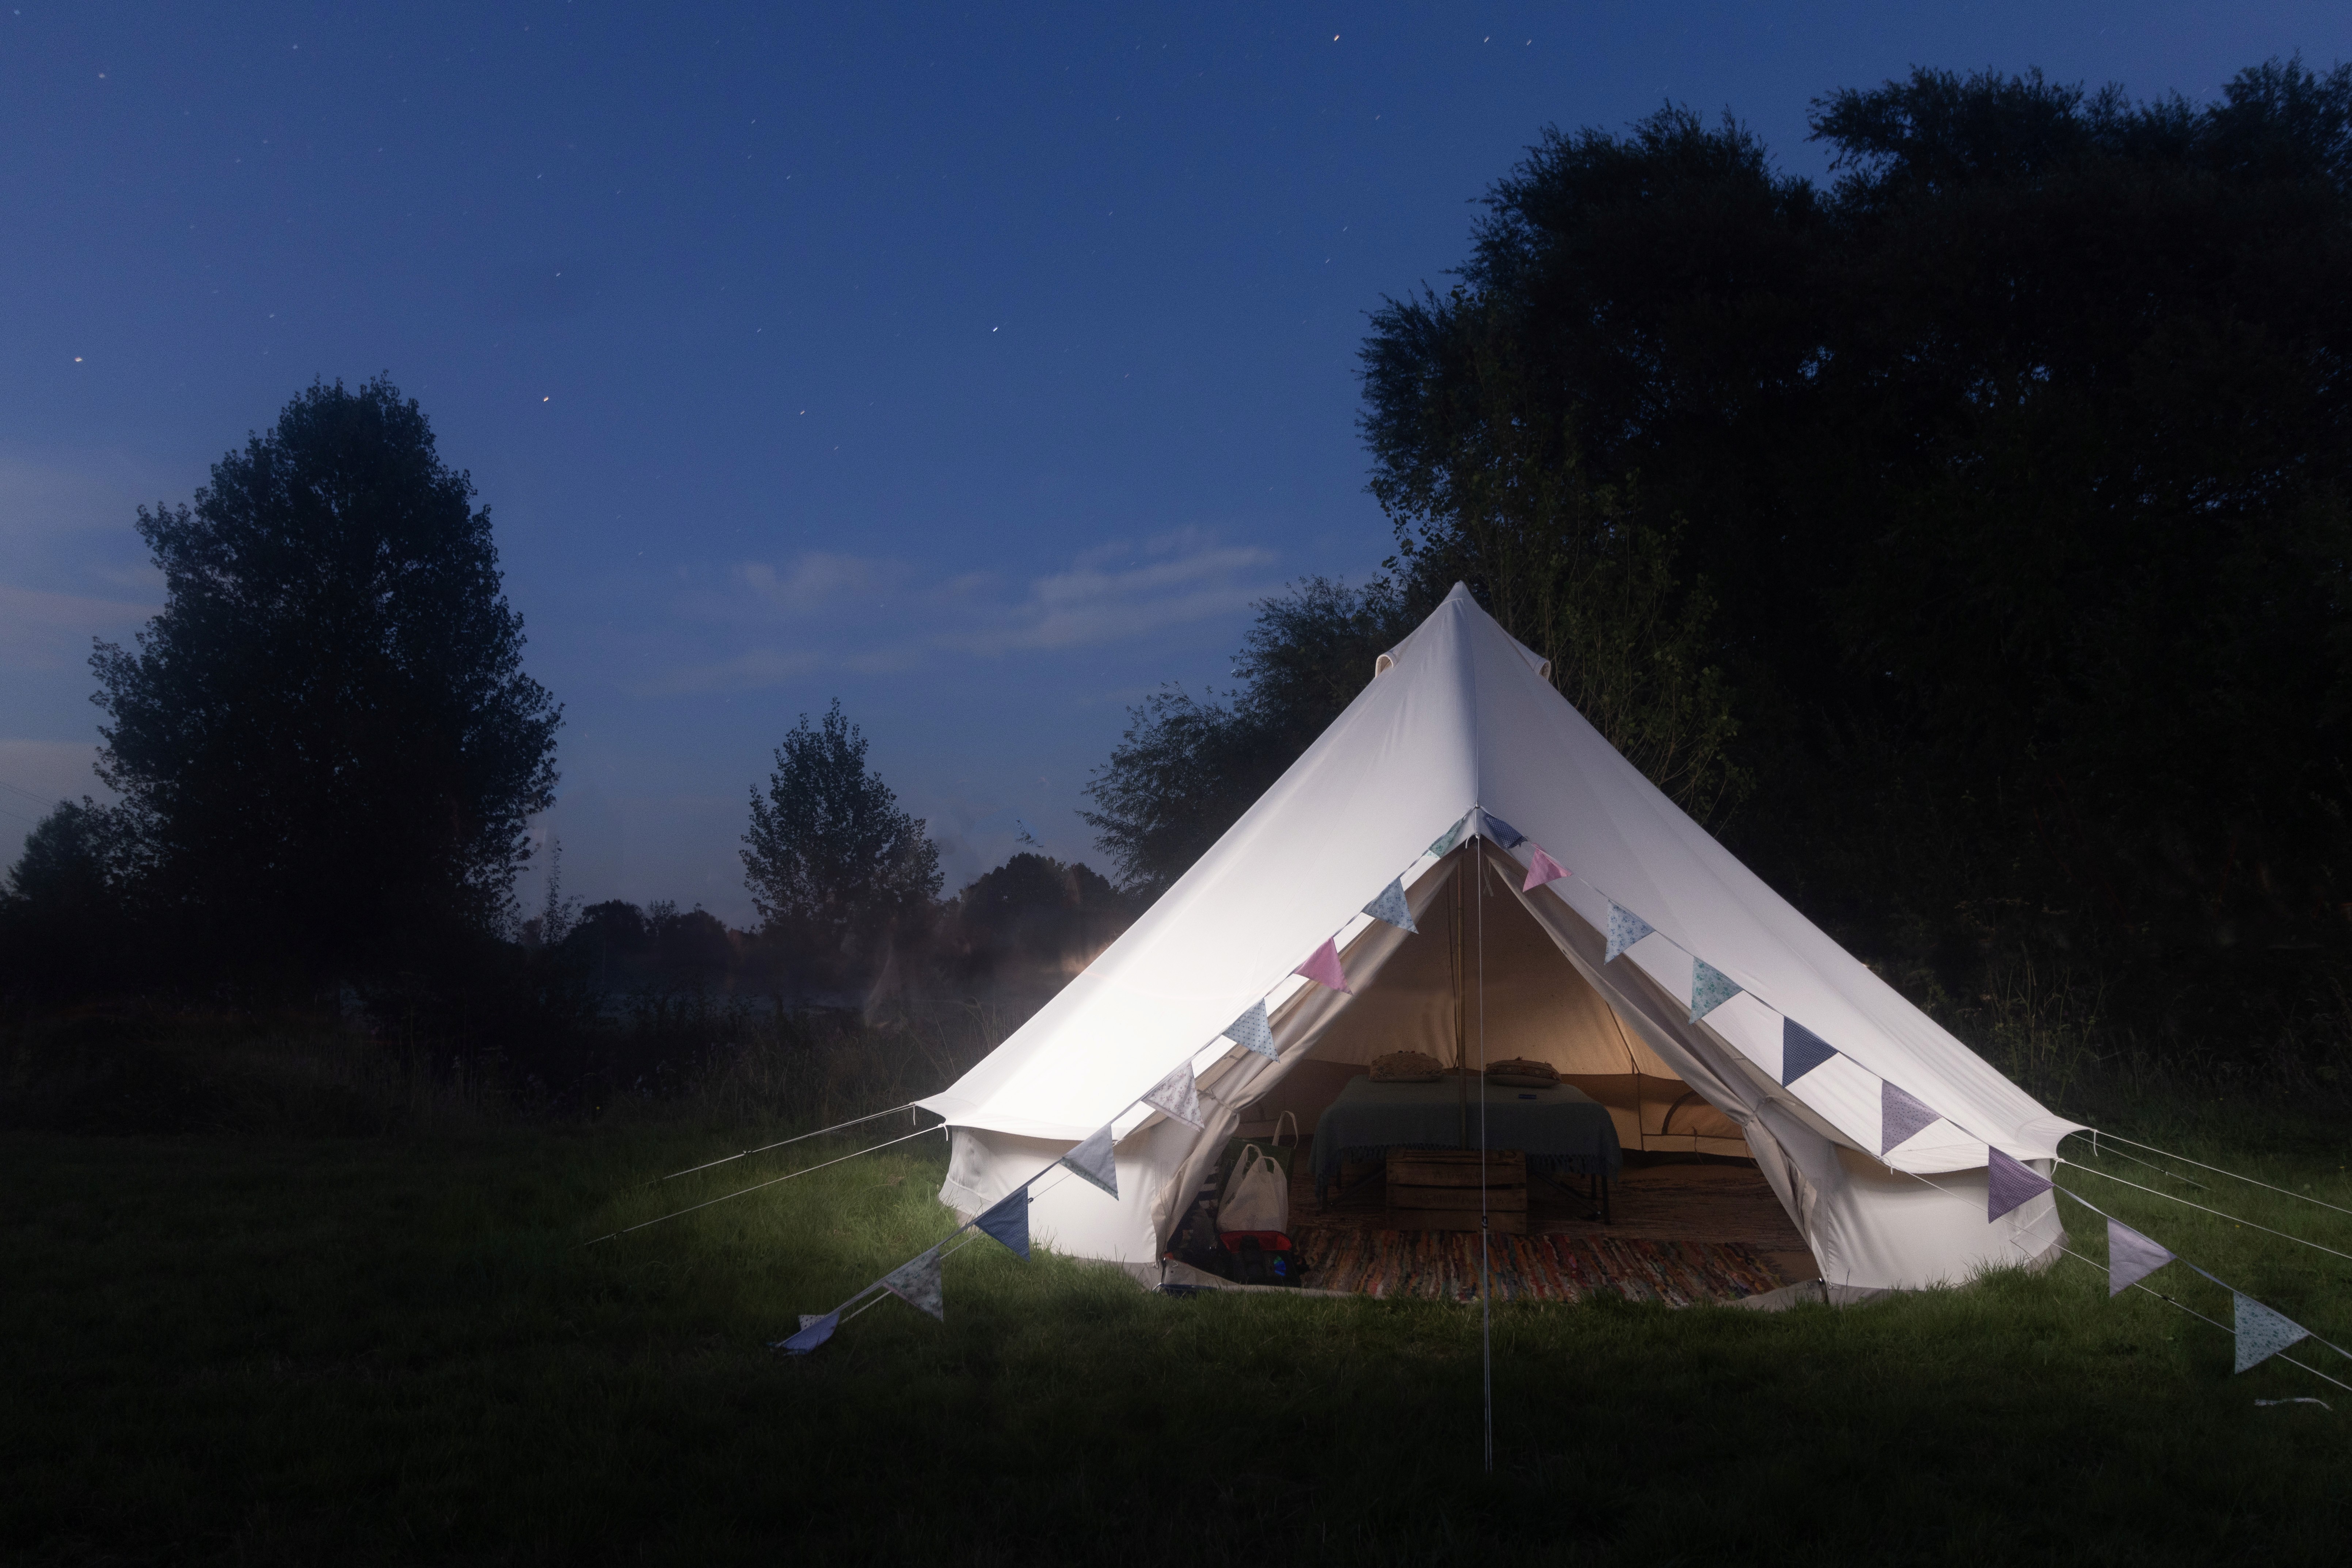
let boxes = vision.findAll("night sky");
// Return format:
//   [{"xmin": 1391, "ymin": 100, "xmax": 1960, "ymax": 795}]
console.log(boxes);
[{"xmin": 7, "ymin": 3, "xmax": 2346, "ymax": 922}]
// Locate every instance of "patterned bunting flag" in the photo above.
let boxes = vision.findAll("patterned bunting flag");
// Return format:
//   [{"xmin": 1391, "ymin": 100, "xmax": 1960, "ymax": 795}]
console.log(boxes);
[
  {"xmin": 1362, "ymin": 878, "xmax": 1417, "ymax": 933},
  {"xmin": 1880, "ymin": 1081, "xmax": 1939, "ymax": 1155},
  {"xmin": 777, "ymin": 1310, "xmax": 838, "ymax": 1355},
  {"xmin": 1688, "ymin": 958, "xmax": 1742, "ymax": 1022},
  {"xmin": 1521, "ymin": 847, "xmax": 1569, "ymax": 892},
  {"xmin": 975, "ymin": 1188, "xmax": 1032, "ymax": 1260},
  {"xmin": 882, "ymin": 1248, "xmax": 945, "ymax": 1320},
  {"xmin": 1222, "ymin": 1000, "xmax": 1276, "ymax": 1059},
  {"xmin": 1474, "ymin": 809, "xmax": 1526, "ymax": 849},
  {"xmin": 1427, "ymin": 814, "xmax": 1470, "ymax": 857},
  {"xmin": 2106, "ymin": 1218, "xmax": 2173, "ymax": 1297},
  {"xmin": 1781, "ymin": 1018, "xmax": 1838, "ymax": 1085},
  {"xmin": 1986, "ymin": 1147, "xmax": 2054, "ymax": 1221},
  {"xmin": 1142, "ymin": 1061, "xmax": 1203, "ymax": 1128},
  {"xmin": 1059, "ymin": 1123, "xmax": 1119, "ymax": 1198},
  {"xmin": 1604, "ymin": 903, "xmax": 1655, "ymax": 963},
  {"xmin": 2233, "ymin": 1293, "xmax": 2311, "ymax": 1374},
  {"xmin": 1294, "ymin": 937, "xmax": 1351, "ymax": 993}
]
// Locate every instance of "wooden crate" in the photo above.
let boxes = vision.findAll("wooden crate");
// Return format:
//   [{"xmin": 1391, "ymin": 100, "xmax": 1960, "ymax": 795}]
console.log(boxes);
[{"xmin": 1386, "ymin": 1148, "xmax": 1527, "ymax": 1233}]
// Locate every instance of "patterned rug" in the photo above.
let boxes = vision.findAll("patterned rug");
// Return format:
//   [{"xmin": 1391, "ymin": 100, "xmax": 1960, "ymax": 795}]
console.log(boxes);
[{"xmin": 1297, "ymin": 1228, "xmax": 1785, "ymax": 1305}]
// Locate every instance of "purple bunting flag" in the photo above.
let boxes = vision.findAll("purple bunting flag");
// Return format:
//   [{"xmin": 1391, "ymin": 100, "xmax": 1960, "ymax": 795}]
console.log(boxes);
[
  {"xmin": 776, "ymin": 1310, "xmax": 838, "ymax": 1355},
  {"xmin": 1295, "ymin": 937, "xmax": 1351, "ymax": 993},
  {"xmin": 1781, "ymin": 1018, "xmax": 1838, "ymax": 1085},
  {"xmin": 1521, "ymin": 847, "xmax": 1569, "ymax": 892},
  {"xmin": 2106, "ymin": 1218, "xmax": 2173, "ymax": 1297},
  {"xmin": 1986, "ymin": 1147, "xmax": 2054, "ymax": 1221},
  {"xmin": 2234, "ymin": 1293, "xmax": 2311, "ymax": 1374},
  {"xmin": 1474, "ymin": 808, "xmax": 1526, "ymax": 849},
  {"xmin": 1880, "ymin": 1081, "xmax": 1939, "ymax": 1155},
  {"xmin": 1604, "ymin": 903, "xmax": 1655, "ymax": 963},
  {"xmin": 975, "ymin": 1188, "xmax": 1031, "ymax": 1261}
]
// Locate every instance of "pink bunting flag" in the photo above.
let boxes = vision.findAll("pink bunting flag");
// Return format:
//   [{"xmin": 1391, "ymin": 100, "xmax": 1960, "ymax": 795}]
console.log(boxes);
[
  {"xmin": 1521, "ymin": 847, "xmax": 1569, "ymax": 892},
  {"xmin": 1294, "ymin": 937, "xmax": 1351, "ymax": 993}
]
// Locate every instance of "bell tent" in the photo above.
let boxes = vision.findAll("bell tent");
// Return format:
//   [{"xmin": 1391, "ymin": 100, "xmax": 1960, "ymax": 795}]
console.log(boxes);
[{"xmin": 919, "ymin": 585, "xmax": 2074, "ymax": 1294}]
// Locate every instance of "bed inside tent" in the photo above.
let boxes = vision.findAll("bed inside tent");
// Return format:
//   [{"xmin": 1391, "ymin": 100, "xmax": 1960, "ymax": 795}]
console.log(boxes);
[{"xmin": 1199, "ymin": 840, "xmax": 1823, "ymax": 1299}]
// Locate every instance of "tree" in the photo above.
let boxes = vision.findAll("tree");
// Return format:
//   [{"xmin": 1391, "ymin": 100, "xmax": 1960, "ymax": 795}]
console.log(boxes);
[
  {"xmin": 1358, "ymin": 60, "xmax": 2352, "ymax": 1048},
  {"xmin": 0, "ymin": 800, "xmax": 128, "ymax": 998},
  {"xmin": 89, "ymin": 377, "xmax": 562, "ymax": 982},
  {"xmin": 1082, "ymin": 578, "xmax": 1416, "ymax": 896},
  {"xmin": 741, "ymin": 701, "xmax": 941, "ymax": 961}
]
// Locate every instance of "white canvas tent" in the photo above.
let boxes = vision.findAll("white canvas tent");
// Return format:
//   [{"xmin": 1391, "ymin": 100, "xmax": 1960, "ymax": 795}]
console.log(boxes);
[{"xmin": 920, "ymin": 585, "xmax": 2075, "ymax": 1292}]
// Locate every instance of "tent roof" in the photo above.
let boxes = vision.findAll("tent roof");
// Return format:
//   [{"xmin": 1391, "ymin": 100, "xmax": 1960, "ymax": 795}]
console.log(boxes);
[{"xmin": 919, "ymin": 584, "xmax": 2075, "ymax": 1170}]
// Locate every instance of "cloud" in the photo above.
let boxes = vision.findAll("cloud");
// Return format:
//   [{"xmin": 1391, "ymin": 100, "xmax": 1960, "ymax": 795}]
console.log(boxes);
[
  {"xmin": 633, "ymin": 530, "xmax": 1282, "ymax": 696},
  {"xmin": 961, "ymin": 532, "xmax": 1279, "ymax": 652},
  {"xmin": 0, "ymin": 583, "xmax": 156, "ymax": 670}
]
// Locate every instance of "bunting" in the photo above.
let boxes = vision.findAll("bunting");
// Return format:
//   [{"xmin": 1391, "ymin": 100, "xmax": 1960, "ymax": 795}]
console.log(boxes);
[
  {"xmin": 1604, "ymin": 903, "xmax": 1655, "ymax": 963},
  {"xmin": 1986, "ymin": 1147, "xmax": 2054, "ymax": 1221},
  {"xmin": 1142, "ymin": 1061, "xmax": 1203, "ymax": 1128},
  {"xmin": 1521, "ymin": 847, "xmax": 1569, "ymax": 892},
  {"xmin": 2234, "ymin": 1293, "xmax": 2311, "ymax": 1374},
  {"xmin": 1880, "ymin": 1081, "xmax": 1940, "ymax": 1155},
  {"xmin": 1059, "ymin": 1123, "xmax": 1119, "ymax": 1198},
  {"xmin": 1428, "ymin": 814, "xmax": 1470, "ymax": 857},
  {"xmin": 2106, "ymin": 1218, "xmax": 2173, "ymax": 1297},
  {"xmin": 777, "ymin": 1310, "xmax": 838, "ymax": 1355},
  {"xmin": 1222, "ymin": 1000, "xmax": 1276, "ymax": 1059},
  {"xmin": 1781, "ymin": 1018, "xmax": 1837, "ymax": 1085},
  {"xmin": 1475, "ymin": 809, "xmax": 1526, "ymax": 849},
  {"xmin": 975, "ymin": 1188, "xmax": 1032, "ymax": 1260},
  {"xmin": 1295, "ymin": 937, "xmax": 1351, "ymax": 993},
  {"xmin": 1688, "ymin": 958, "xmax": 1742, "ymax": 1022},
  {"xmin": 882, "ymin": 1248, "xmax": 945, "ymax": 1320},
  {"xmin": 1362, "ymin": 878, "xmax": 1417, "ymax": 933}
]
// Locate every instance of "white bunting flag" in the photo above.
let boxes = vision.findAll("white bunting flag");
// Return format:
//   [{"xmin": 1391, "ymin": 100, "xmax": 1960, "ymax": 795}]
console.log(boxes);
[
  {"xmin": 1605, "ymin": 903, "xmax": 1655, "ymax": 963},
  {"xmin": 1223, "ymin": 999, "xmax": 1276, "ymax": 1059},
  {"xmin": 1059, "ymin": 1123, "xmax": 1119, "ymax": 1198},
  {"xmin": 2105, "ymin": 1219, "xmax": 2174, "ymax": 1297},
  {"xmin": 881, "ymin": 1248, "xmax": 944, "ymax": 1321},
  {"xmin": 2234, "ymin": 1293, "xmax": 2311, "ymax": 1374},
  {"xmin": 1142, "ymin": 1061, "xmax": 1204, "ymax": 1128},
  {"xmin": 1688, "ymin": 958, "xmax": 1742, "ymax": 1021}
]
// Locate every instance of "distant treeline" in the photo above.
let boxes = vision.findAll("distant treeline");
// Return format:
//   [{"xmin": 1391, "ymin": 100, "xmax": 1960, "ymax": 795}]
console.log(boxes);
[{"xmin": 1087, "ymin": 61, "xmax": 2352, "ymax": 1088}]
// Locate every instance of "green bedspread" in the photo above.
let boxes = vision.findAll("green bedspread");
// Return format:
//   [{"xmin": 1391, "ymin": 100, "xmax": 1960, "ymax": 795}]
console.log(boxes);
[{"xmin": 1311, "ymin": 1075, "xmax": 1623, "ymax": 1199}]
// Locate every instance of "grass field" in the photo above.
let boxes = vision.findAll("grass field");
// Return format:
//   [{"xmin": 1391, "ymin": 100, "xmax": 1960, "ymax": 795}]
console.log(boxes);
[{"xmin": 4, "ymin": 1094, "xmax": 2349, "ymax": 1565}]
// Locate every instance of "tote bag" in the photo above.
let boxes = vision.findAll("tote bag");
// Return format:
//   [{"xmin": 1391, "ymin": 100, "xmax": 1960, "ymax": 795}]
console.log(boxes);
[{"xmin": 1218, "ymin": 1143, "xmax": 1289, "ymax": 1235}]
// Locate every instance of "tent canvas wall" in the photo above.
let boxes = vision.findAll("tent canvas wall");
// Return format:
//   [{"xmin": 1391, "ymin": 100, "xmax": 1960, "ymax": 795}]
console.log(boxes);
[{"xmin": 920, "ymin": 586, "xmax": 2076, "ymax": 1292}]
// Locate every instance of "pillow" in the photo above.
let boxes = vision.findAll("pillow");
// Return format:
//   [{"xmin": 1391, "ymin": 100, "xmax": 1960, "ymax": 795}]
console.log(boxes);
[
  {"xmin": 1485, "ymin": 1057, "xmax": 1559, "ymax": 1088},
  {"xmin": 1368, "ymin": 1050, "xmax": 1445, "ymax": 1083}
]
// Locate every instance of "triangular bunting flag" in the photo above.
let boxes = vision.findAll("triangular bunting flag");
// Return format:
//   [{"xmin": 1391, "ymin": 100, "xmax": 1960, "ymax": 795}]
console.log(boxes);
[
  {"xmin": 975, "ymin": 1188, "xmax": 1032, "ymax": 1260},
  {"xmin": 1294, "ymin": 937, "xmax": 1351, "ymax": 993},
  {"xmin": 2233, "ymin": 1293, "xmax": 2311, "ymax": 1374},
  {"xmin": 1474, "ymin": 808, "xmax": 1525, "ymax": 849},
  {"xmin": 1604, "ymin": 903, "xmax": 1654, "ymax": 963},
  {"xmin": 1428, "ymin": 814, "xmax": 1470, "ymax": 857},
  {"xmin": 1986, "ymin": 1147, "xmax": 2054, "ymax": 1221},
  {"xmin": 1059, "ymin": 1123, "xmax": 1119, "ymax": 1198},
  {"xmin": 1781, "ymin": 1018, "xmax": 1838, "ymax": 1085},
  {"xmin": 1880, "ymin": 1081, "xmax": 1940, "ymax": 1155},
  {"xmin": 776, "ymin": 1310, "xmax": 838, "ymax": 1355},
  {"xmin": 1362, "ymin": 878, "xmax": 1417, "ymax": 933},
  {"xmin": 881, "ymin": 1248, "xmax": 945, "ymax": 1320},
  {"xmin": 1142, "ymin": 1061, "xmax": 1203, "ymax": 1129},
  {"xmin": 1688, "ymin": 959, "xmax": 1742, "ymax": 1021},
  {"xmin": 1222, "ymin": 1000, "xmax": 1276, "ymax": 1059},
  {"xmin": 1521, "ymin": 847, "xmax": 1569, "ymax": 892},
  {"xmin": 2105, "ymin": 1218, "xmax": 2173, "ymax": 1297}
]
